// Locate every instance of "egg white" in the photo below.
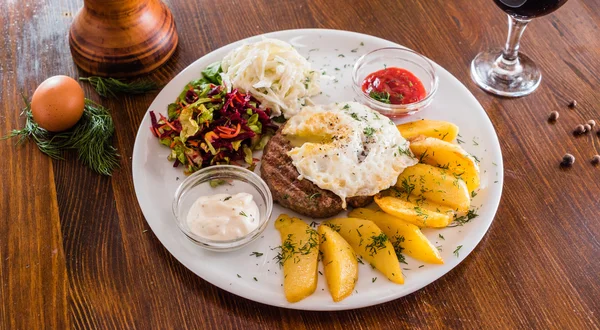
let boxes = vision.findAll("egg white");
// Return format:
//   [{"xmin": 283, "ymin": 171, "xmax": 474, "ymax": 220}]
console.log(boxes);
[{"xmin": 283, "ymin": 102, "xmax": 417, "ymax": 207}]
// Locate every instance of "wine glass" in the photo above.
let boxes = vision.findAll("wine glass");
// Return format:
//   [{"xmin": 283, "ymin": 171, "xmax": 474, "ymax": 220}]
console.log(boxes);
[{"xmin": 471, "ymin": 0, "xmax": 569, "ymax": 97}]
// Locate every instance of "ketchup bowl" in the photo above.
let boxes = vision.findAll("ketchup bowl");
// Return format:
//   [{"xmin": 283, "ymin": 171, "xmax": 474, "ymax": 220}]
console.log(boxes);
[{"xmin": 352, "ymin": 47, "xmax": 438, "ymax": 117}]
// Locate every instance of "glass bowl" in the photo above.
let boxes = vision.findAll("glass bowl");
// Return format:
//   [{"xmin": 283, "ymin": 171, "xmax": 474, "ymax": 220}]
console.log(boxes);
[
  {"xmin": 352, "ymin": 47, "xmax": 439, "ymax": 117},
  {"xmin": 172, "ymin": 165, "xmax": 273, "ymax": 252}
]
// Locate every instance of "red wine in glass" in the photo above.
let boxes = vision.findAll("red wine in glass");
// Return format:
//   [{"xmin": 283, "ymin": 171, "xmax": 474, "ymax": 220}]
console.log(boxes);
[
  {"xmin": 471, "ymin": 0, "xmax": 569, "ymax": 97},
  {"xmin": 494, "ymin": 0, "xmax": 568, "ymax": 18}
]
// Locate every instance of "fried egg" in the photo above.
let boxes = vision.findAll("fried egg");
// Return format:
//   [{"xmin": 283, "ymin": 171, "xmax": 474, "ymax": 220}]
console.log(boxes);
[{"xmin": 282, "ymin": 102, "xmax": 417, "ymax": 207}]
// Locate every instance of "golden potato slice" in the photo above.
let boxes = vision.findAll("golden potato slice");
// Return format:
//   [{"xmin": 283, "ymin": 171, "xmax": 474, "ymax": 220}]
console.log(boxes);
[
  {"xmin": 396, "ymin": 163, "xmax": 470, "ymax": 213},
  {"xmin": 410, "ymin": 136, "xmax": 480, "ymax": 193},
  {"xmin": 374, "ymin": 195, "xmax": 452, "ymax": 228},
  {"xmin": 397, "ymin": 119, "xmax": 459, "ymax": 142},
  {"xmin": 324, "ymin": 218, "xmax": 404, "ymax": 284},
  {"xmin": 385, "ymin": 188, "xmax": 456, "ymax": 217},
  {"xmin": 348, "ymin": 208, "xmax": 443, "ymax": 264},
  {"xmin": 274, "ymin": 214, "xmax": 320, "ymax": 303},
  {"xmin": 318, "ymin": 224, "xmax": 358, "ymax": 302}
]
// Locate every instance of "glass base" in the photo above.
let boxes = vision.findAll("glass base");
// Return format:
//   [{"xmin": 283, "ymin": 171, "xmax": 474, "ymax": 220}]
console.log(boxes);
[{"xmin": 470, "ymin": 48, "xmax": 541, "ymax": 97}]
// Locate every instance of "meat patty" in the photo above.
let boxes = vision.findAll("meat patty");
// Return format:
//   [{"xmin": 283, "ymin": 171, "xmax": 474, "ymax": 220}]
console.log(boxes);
[{"xmin": 260, "ymin": 128, "xmax": 373, "ymax": 218}]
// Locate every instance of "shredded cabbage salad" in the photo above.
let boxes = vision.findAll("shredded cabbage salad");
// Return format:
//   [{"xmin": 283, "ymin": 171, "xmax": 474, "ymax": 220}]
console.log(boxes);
[
  {"xmin": 221, "ymin": 38, "xmax": 322, "ymax": 119},
  {"xmin": 150, "ymin": 62, "xmax": 277, "ymax": 174}
]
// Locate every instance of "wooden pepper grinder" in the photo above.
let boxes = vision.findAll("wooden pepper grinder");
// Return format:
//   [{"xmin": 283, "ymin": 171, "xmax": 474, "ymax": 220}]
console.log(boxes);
[{"xmin": 69, "ymin": 0, "xmax": 178, "ymax": 77}]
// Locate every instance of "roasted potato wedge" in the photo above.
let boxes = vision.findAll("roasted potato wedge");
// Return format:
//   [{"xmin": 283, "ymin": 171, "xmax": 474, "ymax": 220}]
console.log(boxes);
[
  {"xmin": 374, "ymin": 195, "xmax": 452, "ymax": 228},
  {"xmin": 410, "ymin": 136, "xmax": 480, "ymax": 193},
  {"xmin": 274, "ymin": 214, "xmax": 320, "ymax": 303},
  {"xmin": 318, "ymin": 224, "xmax": 358, "ymax": 302},
  {"xmin": 397, "ymin": 119, "xmax": 459, "ymax": 142},
  {"xmin": 348, "ymin": 208, "xmax": 443, "ymax": 264},
  {"xmin": 385, "ymin": 188, "xmax": 457, "ymax": 217},
  {"xmin": 396, "ymin": 163, "xmax": 470, "ymax": 213},
  {"xmin": 323, "ymin": 218, "xmax": 404, "ymax": 284}
]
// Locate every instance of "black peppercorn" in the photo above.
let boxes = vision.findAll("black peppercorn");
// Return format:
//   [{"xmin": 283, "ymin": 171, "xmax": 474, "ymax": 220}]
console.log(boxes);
[
  {"xmin": 568, "ymin": 100, "xmax": 577, "ymax": 108},
  {"xmin": 574, "ymin": 124, "xmax": 585, "ymax": 135},
  {"xmin": 584, "ymin": 124, "xmax": 592, "ymax": 132},
  {"xmin": 588, "ymin": 119, "xmax": 596, "ymax": 128},
  {"xmin": 548, "ymin": 111, "xmax": 559, "ymax": 122},
  {"xmin": 591, "ymin": 155, "xmax": 600, "ymax": 166},
  {"xmin": 561, "ymin": 153, "xmax": 575, "ymax": 167}
]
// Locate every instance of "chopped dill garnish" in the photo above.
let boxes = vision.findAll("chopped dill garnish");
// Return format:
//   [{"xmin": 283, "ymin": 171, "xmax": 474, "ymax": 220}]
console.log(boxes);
[
  {"xmin": 324, "ymin": 223, "xmax": 341, "ymax": 232},
  {"xmin": 372, "ymin": 277, "xmax": 377, "ymax": 283},
  {"xmin": 453, "ymin": 245, "xmax": 463, "ymax": 257},
  {"xmin": 399, "ymin": 176, "xmax": 416, "ymax": 200},
  {"xmin": 363, "ymin": 127, "xmax": 376, "ymax": 137},
  {"xmin": 397, "ymin": 145, "xmax": 412, "ymax": 157},
  {"xmin": 308, "ymin": 193, "xmax": 322, "ymax": 200},
  {"xmin": 366, "ymin": 233, "xmax": 388, "ymax": 256},
  {"xmin": 449, "ymin": 209, "xmax": 479, "ymax": 227},
  {"xmin": 239, "ymin": 211, "xmax": 248, "ymax": 217},
  {"xmin": 369, "ymin": 91, "xmax": 391, "ymax": 104},
  {"xmin": 438, "ymin": 234, "xmax": 445, "ymax": 240},
  {"xmin": 249, "ymin": 252, "xmax": 263, "ymax": 257},
  {"xmin": 350, "ymin": 113, "xmax": 360, "ymax": 121},
  {"xmin": 392, "ymin": 235, "xmax": 407, "ymax": 264}
]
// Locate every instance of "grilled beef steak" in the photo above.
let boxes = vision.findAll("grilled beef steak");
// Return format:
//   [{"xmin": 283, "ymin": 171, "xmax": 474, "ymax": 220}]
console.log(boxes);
[{"xmin": 260, "ymin": 128, "xmax": 372, "ymax": 218}]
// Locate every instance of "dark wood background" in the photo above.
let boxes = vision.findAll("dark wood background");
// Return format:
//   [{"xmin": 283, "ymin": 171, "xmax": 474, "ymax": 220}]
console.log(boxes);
[{"xmin": 1, "ymin": 0, "xmax": 599, "ymax": 329}]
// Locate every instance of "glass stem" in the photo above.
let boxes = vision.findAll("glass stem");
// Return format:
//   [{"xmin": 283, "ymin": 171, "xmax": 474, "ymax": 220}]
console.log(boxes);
[{"xmin": 501, "ymin": 15, "xmax": 531, "ymax": 65}]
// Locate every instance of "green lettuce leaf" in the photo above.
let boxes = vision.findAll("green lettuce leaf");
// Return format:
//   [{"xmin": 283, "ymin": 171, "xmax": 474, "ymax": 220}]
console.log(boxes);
[{"xmin": 202, "ymin": 62, "xmax": 223, "ymax": 85}]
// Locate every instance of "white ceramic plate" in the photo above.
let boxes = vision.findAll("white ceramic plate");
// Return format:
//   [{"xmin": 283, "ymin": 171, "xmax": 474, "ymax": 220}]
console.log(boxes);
[{"xmin": 132, "ymin": 29, "xmax": 504, "ymax": 311}]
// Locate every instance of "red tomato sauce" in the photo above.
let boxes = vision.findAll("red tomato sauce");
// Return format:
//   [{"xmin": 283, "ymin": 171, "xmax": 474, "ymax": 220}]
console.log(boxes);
[{"xmin": 361, "ymin": 67, "xmax": 426, "ymax": 105}]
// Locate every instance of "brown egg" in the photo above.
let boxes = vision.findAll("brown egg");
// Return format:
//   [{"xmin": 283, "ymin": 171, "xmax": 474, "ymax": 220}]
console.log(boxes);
[{"xmin": 31, "ymin": 75, "xmax": 85, "ymax": 132}]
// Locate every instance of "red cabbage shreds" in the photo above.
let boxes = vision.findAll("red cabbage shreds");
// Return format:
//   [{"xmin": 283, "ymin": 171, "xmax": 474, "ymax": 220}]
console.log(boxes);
[{"xmin": 150, "ymin": 80, "xmax": 278, "ymax": 175}]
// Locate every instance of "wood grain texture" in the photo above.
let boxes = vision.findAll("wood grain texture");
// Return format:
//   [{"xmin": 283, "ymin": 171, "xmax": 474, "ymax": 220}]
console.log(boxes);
[
  {"xmin": 1, "ymin": 0, "xmax": 599, "ymax": 329},
  {"xmin": 69, "ymin": 0, "xmax": 178, "ymax": 77}
]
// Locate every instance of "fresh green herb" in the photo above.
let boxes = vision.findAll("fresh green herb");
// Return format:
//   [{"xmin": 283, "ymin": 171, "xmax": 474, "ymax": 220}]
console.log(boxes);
[
  {"xmin": 366, "ymin": 233, "xmax": 388, "ymax": 256},
  {"xmin": 79, "ymin": 76, "xmax": 160, "ymax": 98},
  {"xmin": 357, "ymin": 257, "xmax": 364, "ymax": 264},
  {"xmin": 319, "ymin": 271, "xmax": 323, "ymax": 275},
  {"xmin": 274, "ymin": 234, "xmax": 296, "ymax": 267},
  {"xmin": 201, "ymin": 61, "xmax": 223, "ymax": 85},
  {"xmin": 438, "ymin": 234, "xmax": 445, "ymax": 240},
  {"xmin": 471, "ymin": 191, "xmax": 478, "ymax": 198},
  {"xmin": 250, "ymin": 252, "xmax": 263, "ymax": 257},
  {"xmin": 253, "ymin": 277, "xmax": 258, "ymax": 281},
  {"xmin": 309, "ymin": 221, "xmax": 318, "ymax": 228},
  {"xmin": 414, "ymin": 206, "xmax": 429, "ymax": 220},
  {"xmin": 237, "ymin": 274, "xmax": 241, "ymax": 278},
  {"xmin": 369, "ymin": 91, "xmax": 391, "ymax": 104},
  {"xmin": 419, "ymin": 265, "xmax": 425, "ymax": 268},
  {"xmin": 440, "ymin": 132, "xmax": 449, "ymax": 140},
  {"xmin": 2, "ymin": 97, "xmax": 119, "ymax": 175},
  {"xmin": 400, "ymin": 177, "xmax": 415, "ymax": 200},
  {"xmin": 472, "ymin": 138, "xmax": 479, "ymax": 146},
  {"xmin": 453, "ymin": 245, "xmax": 463, "ymax": 257},
  {"xmin": 449, "ymin": 209, "xmax": 479, "ymax": 227},
  {"xmin": 350, "ymin": 113, "xmax": 360, "ymax": 121},
  {"xmin": 419, "ymin": 149, "xmax": 429, "ymax": 163},
  {"xmin": 335, "ymin": 68, "xmax": 341, "ymax": 71},
  {"xmin": 283, "ymin": 193, "xmax": 290, "ymax": 200},
  {"xmin": 351, "ymin": 48, "xmax": 358, "ymax": 53},
  {"xmin": 472, "ymin": 155, "xmax": 481, "ymax": 163},
  {"xmin": 239, "ymin": 211, "xmax": 248, "ymax": 217},
  {"xmin": 364, "ymin": 127, "xmax": 376, "ymax": 137},
  {"xmin": 342, "ymin": 104, "xmax": 351, "ymax": 110},
  {"xmin": 397, "ymin": 145, "xmax": 412, "ymax": 157},
  {"xmin": 209, "ymin": 179, "xmax": 227, "ymax": 187},
  {"xmin": 456, "ymin": 138, "xmax": 465, "ymax": 144},
  {"xmin": 338, "ymin": 54, "xmax": 345, "ymax": 57},
  {"xmin": 325, "ymin": 223, "xmax": 341, "ymax": 232},
  {"xmin": 309, "ymin": 193, "xmax": 322, "ymax": 200},
  {"xmin": 391, "ymin": 235, "xmax": 407, "ymax": 264},
  {"xmin": 356, "ymin": 229, "xmax": 362, "ymax": 237},
  {"xmin": 372, "ymin": 277, "xmax": 377, "ymax": 283},
  {"xmin": 223, "ymin": 196, "xmax": 232, "ymax": 201}
]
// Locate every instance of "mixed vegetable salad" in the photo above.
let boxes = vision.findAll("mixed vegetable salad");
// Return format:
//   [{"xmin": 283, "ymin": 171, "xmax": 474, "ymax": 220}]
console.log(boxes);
[{"xmin": 150, "ymin": 62, "xmax": 277, "ymax": 174}]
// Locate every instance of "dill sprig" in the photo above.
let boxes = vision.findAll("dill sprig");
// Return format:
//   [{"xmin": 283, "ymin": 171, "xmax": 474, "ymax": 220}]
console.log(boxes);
[
  {"xmin": 2, "ymin": 97, "xmax": 119, "ymax": 176},
  {"xmin": 80, "ymin": 76, "xmax": 160, "ymax": 98}
]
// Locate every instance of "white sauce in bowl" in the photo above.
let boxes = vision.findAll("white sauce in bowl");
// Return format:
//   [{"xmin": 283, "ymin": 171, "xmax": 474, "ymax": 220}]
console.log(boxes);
[{"xmin": 186, "ymin": 193, "xmax": 260, "ymax": 241}]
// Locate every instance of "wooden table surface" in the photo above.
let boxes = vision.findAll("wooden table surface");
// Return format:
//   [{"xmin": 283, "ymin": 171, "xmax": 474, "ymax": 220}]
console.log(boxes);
[{"xmin": 1, "ymin": 0, "xmax": 599, "ymax": 329}]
